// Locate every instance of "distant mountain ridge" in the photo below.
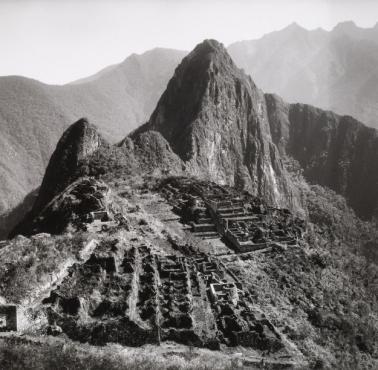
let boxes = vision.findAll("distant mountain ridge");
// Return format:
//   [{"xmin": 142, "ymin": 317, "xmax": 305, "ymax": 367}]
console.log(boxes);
[{"xmin": 228, "ymin": 21, "xmax": 378, "ymax": 129}]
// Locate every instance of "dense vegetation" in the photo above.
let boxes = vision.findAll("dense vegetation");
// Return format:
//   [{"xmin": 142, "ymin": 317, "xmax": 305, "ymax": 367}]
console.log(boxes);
[
  {"xmin": 226, "ymin": 159, "xmax": 378, "ymax": 369},
  {"xmin": 0, "ymin": 233, "xmax": 88, "ymax": 303},
  {"xmin": 77, "ymin": 145, "xmax": 137, "ymax": 181}
]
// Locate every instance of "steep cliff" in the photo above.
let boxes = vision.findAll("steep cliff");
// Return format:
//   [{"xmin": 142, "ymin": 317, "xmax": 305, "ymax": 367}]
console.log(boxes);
[
  {"xmin": 10, "ymin": 119, "xmax": 107, "ymax": 237},
  {"xmin": 266, "ymin": 94, "xmax": 378, "ymax": 219},
  {"xmin": 32, "ymin": 118, "xmax": 106, "ymax": 214},
  {"xmin": 133, "ymin": 40, "xmax": 299, "ymax": 210}
]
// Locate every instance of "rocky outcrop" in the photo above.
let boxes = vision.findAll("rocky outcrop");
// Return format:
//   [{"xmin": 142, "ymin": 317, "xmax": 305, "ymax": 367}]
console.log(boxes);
[
  {"xmin": 11, "ymin": 177, "xmax": 111, "ymax": 237},
  {"xmin": 266, "ymin": 94, "xmax": 378, "ymax": 219},
  {"xmin": 32, "ymin": 118, "xmax": 105, "ymax": 213},
  {"xmin": 133, "ymin": 40, "xmax": 300, "ymax": 210},
  {"xmin": 10, "ymin": 118, "xmax": 107, "ymax": 237}
]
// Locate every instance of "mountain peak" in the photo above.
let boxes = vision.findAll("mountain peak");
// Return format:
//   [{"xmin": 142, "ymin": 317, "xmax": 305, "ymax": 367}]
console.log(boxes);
[
  {"xmin": 69, "ymin": 117, "xmax": 92, "ymax": 131},
  {"xmin": 287, "ymin": 22, "xmax": 303, "ymax": 29},
  {"xmin": 58, "ymin": 117, "xmax": 103, "ymax": 150},
  {"xmin": 32, "ymin": 118, "xmax": 106, "ymax": 213},
  {"xmin": 332, "ymin": 20, "xmax": 358, "ymax": 33},
  {"xmin": 191, "ymin": 39, "xmax": 226, "ymax": 55},
  {"xmin": 133, "ymin": 38, "xmax": 248, "ymax": 157},
  {"xmin": 131, "ymin": 40, "xmax": 297, "ymax": 209},
  {"xmin": 182, "ymin": 39, "xmax": 235, "ymax": 74},
  {"xmin": 282, "ymin": 22, "xmax": 306, "ymax": 33}
]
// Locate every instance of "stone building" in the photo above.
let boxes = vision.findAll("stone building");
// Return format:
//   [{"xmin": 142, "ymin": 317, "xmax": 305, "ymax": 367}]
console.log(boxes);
[{"xmin": 0, "ymin": 305, "xmax": 17, "ymax": 332}]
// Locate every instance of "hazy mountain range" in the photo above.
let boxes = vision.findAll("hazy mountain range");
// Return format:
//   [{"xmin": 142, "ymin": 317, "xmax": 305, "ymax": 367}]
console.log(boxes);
[
  {"xmin": 1, "ymin": 21, "xmax": 378, "ymax": 238},
  {"xmin": 229, "ymin": 21, "xmax": 378, "ymax": 126}
]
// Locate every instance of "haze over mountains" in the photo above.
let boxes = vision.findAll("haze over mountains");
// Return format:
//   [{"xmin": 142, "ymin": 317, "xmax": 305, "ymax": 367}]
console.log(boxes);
[
  {"xmin": 229, "ymin": 21, "xmax": 378, "ymax": 127},
  {"xmin": 2, "ymin": 21, "xmax": 378, "ymax": 238}
]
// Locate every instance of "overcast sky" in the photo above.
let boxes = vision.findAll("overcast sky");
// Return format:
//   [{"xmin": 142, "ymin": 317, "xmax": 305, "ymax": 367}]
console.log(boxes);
[{"xmin": 1, "ymin": 0, "xmax": 378, "ymax": 84}]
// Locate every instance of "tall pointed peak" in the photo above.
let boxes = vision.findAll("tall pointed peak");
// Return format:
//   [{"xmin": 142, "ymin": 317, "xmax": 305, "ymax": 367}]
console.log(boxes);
[
  {"xmin": 191, "ymin": 39, "xmax": 227, "ymax": 56},
  {"xmin": 285, "ymin": 22, "xmax": 305, "ymax": 31},
  {"xmin": 63, "ymin": 117, "xmax": 99, "ymax": 143},
  {"xmin": 180, "ymin": 39, "xmax": 237, "ymax": 76},
  {"xmin": 133, "ymin": 38, "xmax": 251, "ymax": 152},
  {"xmin": 32, "ymin": 118, "xmax": 106, "ymax": 213},
  {"xmin": 69, "ymin": 116, "xmax": 91, "ymax": 129},
  {"xmin": 130, "ymin": 39, "xmax": 296, "ymax": 210}
]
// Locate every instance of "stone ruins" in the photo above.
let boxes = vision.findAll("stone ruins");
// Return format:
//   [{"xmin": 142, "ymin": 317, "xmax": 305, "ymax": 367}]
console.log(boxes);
[
  {"xmin": 41, "ymin": 241, "xmax": 282, "ymax": 351},
  {"xmin": 0, "ymin": 305, "xmax": 17, "ymax": 332},
  {"xmin": 30, "ymin": 176, "xmax": 306, "ymax": 356},
  {"xmin": 159, "ymin": 177, "xmax": 305, "ymax": 253}
]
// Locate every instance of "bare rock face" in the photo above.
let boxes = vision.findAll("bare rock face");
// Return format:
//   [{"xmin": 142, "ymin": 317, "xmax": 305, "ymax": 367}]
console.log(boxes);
[
  {"xmin": 33, "ymin": 118, "xmax": 106, "ymax": 213},
  {"xmin": 11, "ymin": 118, "xmax": 106, "ymax": 237},
  {"xmin": 266, "ymin": 93, "xmax": 378, "ymax": 219},
  {"xmin": 133, "ymin": 40, "xmax": 299, "ymax": 210}
]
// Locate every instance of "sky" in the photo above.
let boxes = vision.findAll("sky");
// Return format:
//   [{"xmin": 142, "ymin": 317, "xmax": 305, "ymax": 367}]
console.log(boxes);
[{"xmin": 1, "ymin": 0, "xmax": 378, "ymax": 84}]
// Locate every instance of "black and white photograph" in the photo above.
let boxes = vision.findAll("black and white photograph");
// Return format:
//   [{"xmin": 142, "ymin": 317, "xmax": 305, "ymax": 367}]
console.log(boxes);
[{"xmin": 0, "ymin": 0, "xmax": 377, "ymax": 369}]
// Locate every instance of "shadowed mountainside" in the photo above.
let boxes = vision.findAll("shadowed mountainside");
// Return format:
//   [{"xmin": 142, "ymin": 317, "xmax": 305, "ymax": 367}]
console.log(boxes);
[{"xmin": 266, "ymin": 94, "xmax": 378, "ymax": 219}]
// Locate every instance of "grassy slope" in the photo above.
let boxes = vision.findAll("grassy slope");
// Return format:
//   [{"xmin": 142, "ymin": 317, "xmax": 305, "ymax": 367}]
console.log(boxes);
[{"xmin": 0, "ymin": 77, "xmax": 67, "ymax": 216}]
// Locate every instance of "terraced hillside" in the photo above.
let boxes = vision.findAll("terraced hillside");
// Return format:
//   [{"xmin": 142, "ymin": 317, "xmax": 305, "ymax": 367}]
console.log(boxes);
[
  {"xmin": 0, "ymin": 176, "xmax": 309, "ymax": 368},
  {"xmin": 1, "ymin": 173, "xmax": 378, "ymax": 368}
]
